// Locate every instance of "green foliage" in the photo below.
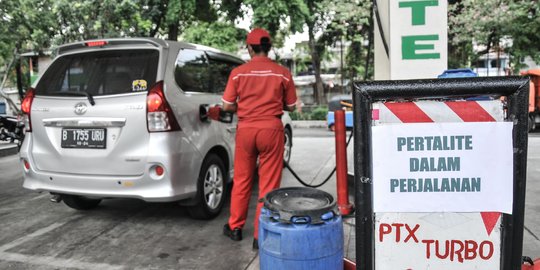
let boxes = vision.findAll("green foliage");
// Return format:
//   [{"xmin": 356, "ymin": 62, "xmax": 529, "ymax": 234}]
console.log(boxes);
[
  {"xmin": 0, "ymin": 0, "xmax": 229, "ymax": 83},
  {"xmin": 289, "ymin": 111, "xmax": 305, "ymax": 120},
  {"xmin": 245, "ymin": 0, "xmax": 309, "ymax": 47},
  {"xmin": 448, "ymin": 0, "xmax": 540, "ymax": 72},
  {"xmin": 310, "ymin": 106, "xmax": 328, "ymax": 120},
  {"xmin": 505, "ymin": 1, "xmax": 540, "ymax": 70},
  {"xmin": 2, "ymin": 0, "xmax": 539, "ymax": 91},
  {"xmin": 182, "ymin": 22, "xmax": 247, "ymax": 53},
  {"xmin": 0, "ymin": 0, "xmax": 56, "ymax": 61},
  {"xmin": 219, "ymin": 0, "xmax": 245, "ymax": 23},
  {"xmin": 290, "ymin": 106, "xmax": 328, "ymax": 120},
  {"xmin": 319, "ymin": 0, "xmax": 372, "ymax": 80}
]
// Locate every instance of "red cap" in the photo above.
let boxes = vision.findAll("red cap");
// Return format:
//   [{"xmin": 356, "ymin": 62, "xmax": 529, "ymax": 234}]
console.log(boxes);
[{"xmin": 246, "ymin": 28, "xmax": 271, "ymax": 45}]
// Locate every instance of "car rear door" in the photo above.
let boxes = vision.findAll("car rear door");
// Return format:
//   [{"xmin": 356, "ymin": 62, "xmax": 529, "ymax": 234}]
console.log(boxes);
[
  {"xmin": 168, "ymin": 48, "xmax": 240, "ymax": 160},
  {"xmin": 30, "ymin": 48, "xmax": 160, "ymax": 176}
]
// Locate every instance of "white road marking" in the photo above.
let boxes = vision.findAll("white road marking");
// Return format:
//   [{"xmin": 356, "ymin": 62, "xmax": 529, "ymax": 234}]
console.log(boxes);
[
  {"xmin": 0, "ymin": 220, "xmax": 124, "ymax": 270},
  {"xmin": 29, "ymin": 193, "xmax": 49, "ymax": 201},
  {"xmin": 0, "ymin": 222, "xmax": 66, "ymax": 252},
  {"xmin": 0, "ymin": 252, "xmax": 125, "ymax": 270}
]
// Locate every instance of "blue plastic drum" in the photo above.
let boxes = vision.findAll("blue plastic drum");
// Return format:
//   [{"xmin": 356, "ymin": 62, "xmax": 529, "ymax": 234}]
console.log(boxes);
[{"xmin": 259, "ymin": 187, "xmax": 343, "ymax": 270}]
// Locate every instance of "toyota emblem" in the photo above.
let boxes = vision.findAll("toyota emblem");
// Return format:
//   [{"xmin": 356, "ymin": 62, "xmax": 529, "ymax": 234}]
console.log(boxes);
[{"xmin": 74, "ymin": 102, "xmax": 88, "ymax": 115}]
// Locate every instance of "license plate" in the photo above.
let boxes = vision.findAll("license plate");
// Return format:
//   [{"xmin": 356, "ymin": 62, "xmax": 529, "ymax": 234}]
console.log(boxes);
[{"xmin": 61, "ymin": 128, "xmax": 107, "ymax": 149}]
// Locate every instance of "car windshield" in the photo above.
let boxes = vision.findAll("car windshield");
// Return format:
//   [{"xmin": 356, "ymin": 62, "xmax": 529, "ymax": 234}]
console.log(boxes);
[{"xmin": 35, "ymin": 49, "xmax": 159, "ymax": 96}]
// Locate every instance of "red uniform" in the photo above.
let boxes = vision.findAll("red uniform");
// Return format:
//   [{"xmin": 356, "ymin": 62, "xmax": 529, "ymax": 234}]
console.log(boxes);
[{"xmin": 222, "ymin": 56, "xmax": 297, "ymax": 238}]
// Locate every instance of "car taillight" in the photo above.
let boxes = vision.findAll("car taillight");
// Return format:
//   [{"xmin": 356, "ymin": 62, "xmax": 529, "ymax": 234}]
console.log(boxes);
[
  {"xmin": 85, "ymin": 41, "xmax": 108, "ymax": 47},
  {"xmin": 21, "ymin": 88, "xmax": 35, "ymax": 132},
  {"xmin": 146, "ymin": 81, "xmax": 180, "ymax": 132}
]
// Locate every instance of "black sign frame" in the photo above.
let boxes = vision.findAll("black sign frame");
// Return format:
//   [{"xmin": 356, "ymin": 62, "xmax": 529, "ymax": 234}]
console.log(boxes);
[{"xmin": 353, "ymin": 76, "xmax": 530, "ymax": 270}]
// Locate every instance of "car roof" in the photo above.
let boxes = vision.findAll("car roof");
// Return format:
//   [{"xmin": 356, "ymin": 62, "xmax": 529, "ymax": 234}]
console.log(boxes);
[{"xmin": 55, "ymin": 37, "xmax": 241, "ymax": 61}]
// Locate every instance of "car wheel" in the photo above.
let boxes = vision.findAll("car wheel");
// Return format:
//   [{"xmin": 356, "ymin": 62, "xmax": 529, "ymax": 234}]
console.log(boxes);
[
  {"xmin": 188, "ymin": 153, "xmax": 227, "ymax": 220},
  {"xmin": 284, "ymin": 128, "xmax": 292, "ymax": 164},
  {"xmin": 62, "ymin": 195, "xmax": 101, "ymax": 210}
]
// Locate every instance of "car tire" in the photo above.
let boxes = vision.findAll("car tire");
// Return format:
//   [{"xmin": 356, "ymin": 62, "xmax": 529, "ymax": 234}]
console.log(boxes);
[
  {"xmin": 62, "ymin": 195, "xmax": 101, "ymax": 210},
  {"xmin": 187, "ymin": 153, "xmax": 227, "ymax": 220},
  {"xmin": 284, "ymin": 127, "xmax": 292, "ymax": 164}
]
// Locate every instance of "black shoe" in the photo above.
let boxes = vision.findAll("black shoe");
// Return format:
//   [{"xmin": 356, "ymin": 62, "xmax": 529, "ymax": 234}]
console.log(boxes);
[
  {"xmin": 253, "ymin": 238, "xmax": 259, "ymax": 250},
  {"xmin": 223, "ymin": 224, "xmax": 242, "ymax": 241}
]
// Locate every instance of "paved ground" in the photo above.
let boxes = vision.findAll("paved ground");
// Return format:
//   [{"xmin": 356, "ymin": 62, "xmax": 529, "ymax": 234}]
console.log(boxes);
[
  {"xmin": 0, "ymin": 143, "xmax": 17, "ymax": 158},
  {"xmin": 523, "ymin": 132, "xmax": 540, "ymax": 257},
  {"xmin": 0, "ymin": 128, "xmax": 538, "ymax": 269},
  {"xmin": 0, "ymin": 128, "xmax": 346, "ymax": 270}
]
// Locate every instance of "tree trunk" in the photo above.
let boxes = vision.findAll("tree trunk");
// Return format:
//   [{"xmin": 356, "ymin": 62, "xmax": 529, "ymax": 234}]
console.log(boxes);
[
  {"xmin": 364, "ymin": 1, "xmax": 374, "ymax": 81},
  {"xmin": 16, "ymin": 59, "xmax": 23, "ymax": 99},
  {"xmin": 485, "ymin": 36, "xmax": 492, "ymax": 76},
  {"xmin": 149, "ymin": 0, "xmax": 168, "ymax": 37},
  {"xmin": 308, "ymin": 24, "xmax": 325, "ymax": 105},
  {"xmin": 150, "ymin": 16, "xmax": 163, "ymax": 37},
  {"xmin": 15, "ymin": 43, "xmax": 24, "ymax": 100},
  {"xmin": 167, "ymin": 23, "xmax": 179, "ymax": 41}
]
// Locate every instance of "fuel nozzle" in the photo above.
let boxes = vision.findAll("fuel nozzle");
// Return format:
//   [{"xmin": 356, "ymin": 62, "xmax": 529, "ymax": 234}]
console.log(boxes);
[{"xmin": 199, "ymin": 104, "xmax": 234, "ymax": 123}]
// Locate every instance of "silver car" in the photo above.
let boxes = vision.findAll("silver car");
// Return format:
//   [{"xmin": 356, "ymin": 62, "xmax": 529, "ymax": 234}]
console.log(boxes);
[{"xmin": 19, "ymin": 38, "xmax": 293, "ymax": 219}]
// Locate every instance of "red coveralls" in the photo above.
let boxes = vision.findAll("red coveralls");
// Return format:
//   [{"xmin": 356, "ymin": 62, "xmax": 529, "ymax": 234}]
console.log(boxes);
[{"xmin": 222, "ymin": 56, "xmax": 297, "ymax": 238}]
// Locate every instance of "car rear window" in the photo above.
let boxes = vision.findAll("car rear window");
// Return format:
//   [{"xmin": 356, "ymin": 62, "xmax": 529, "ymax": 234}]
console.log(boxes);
[{"xmin": 35, "ymin": 50, "xmax": 159, "ymax": 96}]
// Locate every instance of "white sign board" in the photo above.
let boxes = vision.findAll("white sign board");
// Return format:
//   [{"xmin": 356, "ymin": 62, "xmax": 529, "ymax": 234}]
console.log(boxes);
[
  {"xmin": 389, "ymin": 0, "xmax": 447, "ymax": 79},
  {"xmin": 375, "ymin": 212, "xmax": 501, "ymax": 269},
  {"xmin": 372, "ymin": 122, "xmax": 513, "ymax": 213}
]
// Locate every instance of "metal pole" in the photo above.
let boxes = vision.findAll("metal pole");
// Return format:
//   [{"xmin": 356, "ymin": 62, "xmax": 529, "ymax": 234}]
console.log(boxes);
[
  {"xmin": 354, "ymin": 90, "xmax": 374, "ymax": 270},
  {"xmin": 501, "ymin": 78, "xmax": 529, "ymax": 270},
  {"xmin": 335, "ymin": 110, "xmax": 354, "ymax": 215}
]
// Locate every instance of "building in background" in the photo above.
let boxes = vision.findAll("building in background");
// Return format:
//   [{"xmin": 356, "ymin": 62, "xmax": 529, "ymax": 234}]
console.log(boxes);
[
  {"xmin": 279, "ymin": 40, "xmax": 351, "ymax": 107},
  {"xmin": 0, "ymin": 51, "xmax": 52, "ymax": 116},
  {"xmin": 19, "ymin": 51, "xmax": 53, "ymax": 85},
  {"xmin": 473, "ymin": 52, "xmax": 510, "ymax": 77},
  {"xmin": 0, "ymin": 88, "xmax": 20, "ymax": 116}
]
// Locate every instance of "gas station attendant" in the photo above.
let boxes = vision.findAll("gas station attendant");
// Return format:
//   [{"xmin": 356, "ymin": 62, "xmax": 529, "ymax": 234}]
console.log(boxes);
[{"xmin": 220, "ymin": 28, "xmax": 297, "ymax": 249}]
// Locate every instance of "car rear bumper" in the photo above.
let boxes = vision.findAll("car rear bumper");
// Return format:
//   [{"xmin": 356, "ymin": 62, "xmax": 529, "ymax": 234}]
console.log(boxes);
[
  {"xmin": 22, "ymin": 170, "xmax": 196, "ymax": 202},
  {"xmin": 20, "ymin": 132, "xmax": 202, "ymax": 202}
]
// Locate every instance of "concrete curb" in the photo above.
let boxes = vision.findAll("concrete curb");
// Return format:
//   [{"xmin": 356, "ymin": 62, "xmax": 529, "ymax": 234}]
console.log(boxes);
[
  {"xmin": 292, "ymin": 120, "xmax": 328, "ymax": 129},
  {"xmin": 0, "ymin": 144, "xmax": 18, "ymax": 158}
]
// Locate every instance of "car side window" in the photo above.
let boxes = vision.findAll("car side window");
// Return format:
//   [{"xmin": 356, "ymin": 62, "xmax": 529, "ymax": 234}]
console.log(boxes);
[
  {"xmin": 206, "ymin": 52, "xmax": 242, "ymax": 94},
  {"xmin": 208, "ymin": 59, "xmax": 238, "ymax": 94},
  {"xmin": 174, "ymin": 49, "xmax": 210, "ymax": 93}
]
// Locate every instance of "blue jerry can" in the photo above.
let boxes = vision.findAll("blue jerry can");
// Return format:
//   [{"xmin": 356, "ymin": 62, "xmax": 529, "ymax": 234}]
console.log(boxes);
[{"xmin": 259, "ymin": 187, "xmax": 343, "ymax": 270}]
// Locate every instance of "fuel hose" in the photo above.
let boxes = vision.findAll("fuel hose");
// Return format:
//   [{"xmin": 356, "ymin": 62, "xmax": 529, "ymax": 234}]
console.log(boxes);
[{"xmin": 284, "ymin": 131, "xmax": 353, "ymax": 188}]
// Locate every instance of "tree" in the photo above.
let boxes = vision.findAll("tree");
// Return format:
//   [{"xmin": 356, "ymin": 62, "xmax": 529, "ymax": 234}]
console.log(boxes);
[
  {"xmin": 504, "ymin": 0, "xmax": 540, "ymax": 71},
  {"xmin": 182, "ymin": 21, "xmax": 247, "ymax": 53},
  {"xmin": 448, "ymin": 0, "xmax": 540, "ymax": 73},
  {"xmin": 0, "ymin": 0, "xmax": 56, "ymax": 61},
  {"xmin": 245, "ymin": 0, "xmax": 373, "ymax": 102},
  {"xmin": 245, "ymin": 0, "xmax": 309, "ymax": 47},
  {"xmin": 163, "ymin": 0, "xmax": 196, "ymax": 40},
  {"xmin": 304, "ymin": 0, "xmax": 327, "ymax": 104},
  {"xmin": 319, "ymin": 0, "xmax": 372, "ymax": 82},
  {"xmin": 0, "ymin": 0, "xmax": 57, "ymax": 97}
]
